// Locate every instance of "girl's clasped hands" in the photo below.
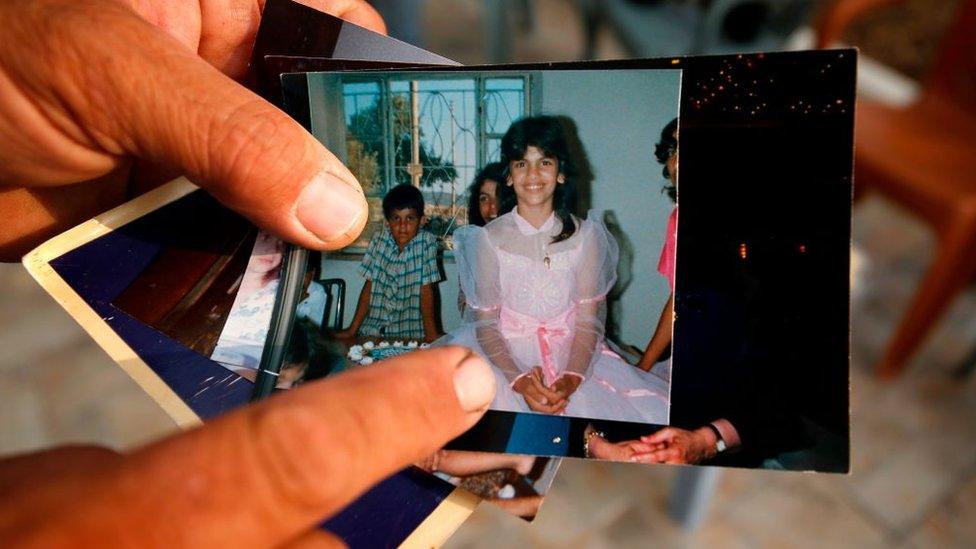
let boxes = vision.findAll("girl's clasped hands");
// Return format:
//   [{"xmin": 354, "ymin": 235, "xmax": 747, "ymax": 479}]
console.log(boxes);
[{"xmin": 512, "ymin": 367, "xmax": 582, "ymax": 414}]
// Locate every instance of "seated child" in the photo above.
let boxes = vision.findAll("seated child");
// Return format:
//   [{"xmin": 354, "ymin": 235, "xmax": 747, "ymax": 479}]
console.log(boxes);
[{"xmin": 337, "ymin": 184, "xmax": 443, "ymax": 343}]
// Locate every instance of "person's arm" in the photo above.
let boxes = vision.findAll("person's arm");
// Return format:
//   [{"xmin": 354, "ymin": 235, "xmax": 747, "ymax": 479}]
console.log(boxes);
[
  {"xmin": 337, "ymin": 279, "xmax": 371, "ymax": 339},
  {"xmin": 637, "ymin": 294, "xmax": 673, "ymax": 371},
  {"xmin": 582, "ymin": 423, "xmax": 657, "ymax": 461},
  {"xmin": 420, "ymin": 283, "xmax": 441, "ymax": 342},
  {"xmin": 423, "ymin": 450, "xmax": 535, "ymax": 477},
  {"xmin": 630, "ymin": 419, "xmax": 742, "ymax": 464},
  {"xmin": 0, "ymin": 346, "xmax": 496, "ymax": 547},
  {"xmin": 555, "ymin": 221, "xmax": 619, "ymax": 400}
]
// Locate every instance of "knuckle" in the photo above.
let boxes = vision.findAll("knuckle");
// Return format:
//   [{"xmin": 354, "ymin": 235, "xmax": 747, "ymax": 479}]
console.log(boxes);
[
  {"xmin": 247, "ymin": 400, "xmax": 355, "ymax": 512},
  {"xmin": 205, "ymin": 102, "xmax": 311, "ymax": 200}
]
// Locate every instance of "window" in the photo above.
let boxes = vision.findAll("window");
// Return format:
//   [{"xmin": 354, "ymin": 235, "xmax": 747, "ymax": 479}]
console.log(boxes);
[{"xmin": 339, "ymin": 75, "xmax": 529, "ymax": 250}]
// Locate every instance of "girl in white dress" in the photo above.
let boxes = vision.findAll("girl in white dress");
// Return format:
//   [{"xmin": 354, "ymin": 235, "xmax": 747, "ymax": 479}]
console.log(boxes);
[{"xmin": 438, "ymin": 116, "xmax": 669, "ymax": 425}]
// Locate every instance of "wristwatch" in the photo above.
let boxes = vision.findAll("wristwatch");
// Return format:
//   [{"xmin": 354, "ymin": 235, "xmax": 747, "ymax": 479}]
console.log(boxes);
[{"xmin": 706, "ymin": 423, "xmax": 727, "ymax": 454}]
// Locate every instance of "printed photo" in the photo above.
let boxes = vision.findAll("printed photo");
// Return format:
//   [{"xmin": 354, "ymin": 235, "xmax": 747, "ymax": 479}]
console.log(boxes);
[
  {"xmin": 276, "ymin": 68, "xmax": 682, "ymax": 428},
  {"xmin": 209, "ymin": 230, "xmax": 285, "ymax": 374}
]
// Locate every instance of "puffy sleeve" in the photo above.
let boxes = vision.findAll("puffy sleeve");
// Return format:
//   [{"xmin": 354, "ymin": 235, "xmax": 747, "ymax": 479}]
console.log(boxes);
[
  {"xmin": 656, "ymin": 207, "xmax": 677, "ymax": 291},
  {"xmin": 454, "ymin": 225, "xmax": 526, "ymax": 384},
  {"xmin": 564, "ymin": 214, "xmax": 619, "ymax": 380}
]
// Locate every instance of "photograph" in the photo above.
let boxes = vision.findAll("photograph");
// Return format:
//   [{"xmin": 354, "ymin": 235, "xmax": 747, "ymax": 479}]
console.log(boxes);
[
  {"xmin": 209, "ymin": 230, "xmax": 285, "ymax": 373},
  {"xmin": 275, "ymin": 68, "xmax": 682, "ymax": 429},
  {"xmin": 277, "ymin": 52, "xmax": 853, "ymax": 473},
  {"xmin": 103, "ymin": 53, "xmax": 852, "ymax": 475},
  {"xmin": 111, "ymin": 191, "xmax": 262, "ymax": 361}
]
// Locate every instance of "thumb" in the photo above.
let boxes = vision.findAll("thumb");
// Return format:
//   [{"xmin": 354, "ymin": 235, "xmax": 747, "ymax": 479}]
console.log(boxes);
[
  {"xmin": 76, "ymin": 3, "xmax": 369, "ymax": 250},
  {"xmin": 1, "ymin": 347, "xmax": 495, "ymax": 547}
]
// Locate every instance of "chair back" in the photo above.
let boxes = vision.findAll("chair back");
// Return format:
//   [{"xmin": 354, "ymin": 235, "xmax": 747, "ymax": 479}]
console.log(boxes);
[
  {"xmin": 926, "ymin": 0, "xmax": 976, "ymax": 111},
  {"xmin": 319, "ymin": 278, "xmax": 346, "ymax": 332}
]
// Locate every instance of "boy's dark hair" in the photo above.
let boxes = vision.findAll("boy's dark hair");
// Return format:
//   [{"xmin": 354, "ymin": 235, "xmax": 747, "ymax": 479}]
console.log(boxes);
[
  {"xmin": 654, "ymin": 117, "xmax": 678, "ymax": 203},
  {"xmin": 498, "ymin": 115, "xmax": 578, "ymax": 244},
  {"xmin": 382, "ymin": 183, "xmax": 425, "ymax": 219},
  {"xmin": 466, "ymin": 162, "xmax": 508, "ymax": 227}
]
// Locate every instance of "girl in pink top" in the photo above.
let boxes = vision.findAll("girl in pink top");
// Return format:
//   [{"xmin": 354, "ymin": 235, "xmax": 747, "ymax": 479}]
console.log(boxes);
[{"xmin": 638, "ymin": 118, "xmax": 678, "ymax": 373}]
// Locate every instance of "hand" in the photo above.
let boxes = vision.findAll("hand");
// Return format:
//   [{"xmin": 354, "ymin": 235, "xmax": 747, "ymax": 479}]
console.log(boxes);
[
  {"xmin": 631, "ymin": 427, "xmax": 717, "ymax": 465},
  {"xmin": 0, "ymin": 346, "xmax": 496, "ymax": 546},
  {"xmin": 0, "ymin": 0, "xmax": 385, "ymax": 260},
  {"xmin": 585, "ymin": 431, "xmax": 662, "ymax": 462},
  {"xmin": 551, "ymin": 374, "xmax": 582, "ymax": 401},
  {"xmin": 512, "ymin": 367, "xmax": 566, "ymax": 414}
]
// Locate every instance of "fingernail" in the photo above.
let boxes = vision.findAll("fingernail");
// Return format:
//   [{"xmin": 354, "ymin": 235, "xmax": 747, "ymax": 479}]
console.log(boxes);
[
  {"xmin": 296, "ymin": 171, "xmax": 367, "ymax": 244},
  {"xmin": 453, "ymin": 355, "xmax": 496, "ymax": 413}
]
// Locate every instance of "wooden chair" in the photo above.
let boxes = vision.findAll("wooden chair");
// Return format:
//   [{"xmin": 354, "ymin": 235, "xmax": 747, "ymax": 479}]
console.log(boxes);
[
  {"xmin": 816, "ymin": 0, "xmax": 976, "ymax": 377},
  {"xmin": 578, "ymin": 0, "xmax": 814, "ymax": 59},
  {"xmin": 318, "ymin": 278, "xmax": 347, "ymax": 333}
]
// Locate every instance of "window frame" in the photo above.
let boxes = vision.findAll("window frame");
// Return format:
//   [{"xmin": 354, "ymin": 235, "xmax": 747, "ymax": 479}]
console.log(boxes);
[{"xmin": 337, "ymin": 72, "xmax": 533, "ymax": 253}]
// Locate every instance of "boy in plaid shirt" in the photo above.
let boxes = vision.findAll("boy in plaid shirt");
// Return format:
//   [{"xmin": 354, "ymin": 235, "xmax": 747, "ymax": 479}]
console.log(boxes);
[{"xmin": 337, "ymin": 184, "xmax": 443, "ymax": 342}]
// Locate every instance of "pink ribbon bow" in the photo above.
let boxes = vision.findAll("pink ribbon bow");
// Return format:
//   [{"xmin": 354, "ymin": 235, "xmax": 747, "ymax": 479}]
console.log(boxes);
[{"xmin": 499, "ymin": 307, "xmax": 573, "ymax": 386}]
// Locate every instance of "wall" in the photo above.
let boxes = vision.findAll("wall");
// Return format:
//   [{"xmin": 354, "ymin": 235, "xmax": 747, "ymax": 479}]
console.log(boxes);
[{"xmin": 539, "ymin": 69, "xmax": 680, "ymax": 348}]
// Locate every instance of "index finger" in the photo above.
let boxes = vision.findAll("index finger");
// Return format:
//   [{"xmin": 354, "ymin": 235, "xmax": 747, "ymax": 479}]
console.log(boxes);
[{"xmin": 3, "ymin": 347, "xmax": 494, "ymax": 547}]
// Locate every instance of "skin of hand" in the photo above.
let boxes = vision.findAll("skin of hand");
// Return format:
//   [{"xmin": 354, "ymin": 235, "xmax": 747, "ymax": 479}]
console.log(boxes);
[
  {"xmin": 631, "ymin": 426, "xmax": 718, "ymax": 465},
  {"xmin": 0, "ymin": 0, "xmax": 385, "ymax": 261},
  {"xmin": 512, "ymin": 368, "xmax": 567, "ymax": 414},
  {"xmin": 0, "ymin": 2, "xmax": 501, "ymax": 546},
  {"xmin": 490, "ymin": 495, "xmax": 544, "ymax": 519},
  {"xmin": 587, "ymin": 436, "xmax": 659, "ymax": 462},
  {"xmin": 550, "ymin": 374, "xmax": 581, "ymax": 401},
  {"xmin": 0, "ymin": 347, "xmax": 495, "ymax": 547}
]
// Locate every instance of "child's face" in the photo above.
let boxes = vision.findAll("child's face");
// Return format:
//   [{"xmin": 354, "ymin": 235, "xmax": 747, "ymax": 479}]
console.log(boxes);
[
  {"xmin": 386, "ymin": 207, "xmax": 422, "ymax": 249},
  {"xmin": 251, "ymin": 231, "xmax": 283, "ymax": 274},
  {"xmin": 478, "ymin": 179, "xmax": 499, "ymax": 222},
  {"xmin": 666, "ymin": 129, "xmax": 678, "ymax": 185},
  {"xmin": 507, "ymin": 146, "xmax": 564, "ymax": 210}
]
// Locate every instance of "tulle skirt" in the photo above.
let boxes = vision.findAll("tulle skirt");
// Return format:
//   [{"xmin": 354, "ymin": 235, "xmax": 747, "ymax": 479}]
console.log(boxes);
[{"xmin": 435, "ymin": 326, "xmax": 669, "ymax": 425}]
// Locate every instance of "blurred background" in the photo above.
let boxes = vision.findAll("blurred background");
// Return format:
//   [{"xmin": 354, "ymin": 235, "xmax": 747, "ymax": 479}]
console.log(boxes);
[{"xmin": 2, "ymin": 0, "xmax": 973, "ymax": 546}]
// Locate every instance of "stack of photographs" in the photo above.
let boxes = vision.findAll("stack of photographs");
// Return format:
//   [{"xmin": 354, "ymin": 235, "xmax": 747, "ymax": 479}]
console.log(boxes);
[{"xmin": 24, "ymin": 0, "xmax": 854, "ymax": 547}]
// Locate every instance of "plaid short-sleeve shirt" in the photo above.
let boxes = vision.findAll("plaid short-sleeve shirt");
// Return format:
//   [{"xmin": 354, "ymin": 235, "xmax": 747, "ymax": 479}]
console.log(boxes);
[{"xmin": 358, "ymin": 228, "xmax": 442, "ymax": 340}]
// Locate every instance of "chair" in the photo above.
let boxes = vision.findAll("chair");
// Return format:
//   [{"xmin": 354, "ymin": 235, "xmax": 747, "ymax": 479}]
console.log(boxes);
[
  {"xmin": 578, "ymin": 0, "xmax": 814, "ymax": 60},
  {"xmin": 319, "ymin": 278, "xmax": 346, "ymax": 333},
  {"xmin": 816, "ymin": 0, "xmax": 976, "ymax": 377}
]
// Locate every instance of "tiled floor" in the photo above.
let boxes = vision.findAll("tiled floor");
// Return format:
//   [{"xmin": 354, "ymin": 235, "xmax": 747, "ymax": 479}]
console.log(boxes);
[{"xmin": 1, "ymin": 1, "xmax": 974, "ymax": 547}]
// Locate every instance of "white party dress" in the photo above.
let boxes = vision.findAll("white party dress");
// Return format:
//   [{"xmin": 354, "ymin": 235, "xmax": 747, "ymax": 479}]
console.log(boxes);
[{"xmin": 436, "ymin": 209, "xmax": 669, "ymax": 424}]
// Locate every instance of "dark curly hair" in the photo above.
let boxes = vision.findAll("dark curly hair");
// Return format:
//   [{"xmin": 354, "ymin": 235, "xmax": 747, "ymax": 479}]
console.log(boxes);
[
  {"xmin": 654, "ymin": 117, "xmax": 678, "ymax": 203},
  {"xmin": 466, "ymin": 162, "xmax": 508, "ymax": 227},
  {"xmin": 382, "ymin": 183, "xmax": 425, "ymax": 219},
  {"xmin": 498, "ymin": 115, "xmax": 578, "ymax": 244}
]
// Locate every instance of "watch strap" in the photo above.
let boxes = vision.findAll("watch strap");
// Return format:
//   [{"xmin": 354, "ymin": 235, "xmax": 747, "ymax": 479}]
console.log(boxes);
[{"xmin": 705, "ymin": 423, "xmax": 727, "ymax": 453}]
